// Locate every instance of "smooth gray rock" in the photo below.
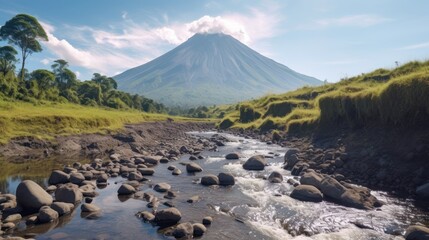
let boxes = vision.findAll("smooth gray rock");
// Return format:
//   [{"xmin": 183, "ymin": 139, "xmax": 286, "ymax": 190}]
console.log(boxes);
[
  {"xmin": 50, "ymin": 202, "xmax": 74, "ymax": 216},
  {"xmin": 405, "ymin": 225, "xmax": 429, "ymax": 240},
  {"xmin": 81, "ymin": 203, "xmax": 101, "ymax": 212},
  {"xmin": 193, "ymin": 223, "xmax": 207, "ymax": 237},
  {"xmin": 139, "ymin": 168, "xmax": 155, "ymax": 176},
  {"xmin": 117, "ymin": 184, "xmax": 136, "ymax": 195},
  {"xmin": 154, "ymin": 183, "xmax": 171, "ymax": 193},
  {"xmin": 48, "ymin": 170, "xmax": 70, "ymax": 185},
  {"xmin": 243, "ymin": 155, "xmax": 266, "ymax": 170},
  {"xmin": 218, "ymin": 173, "xmax": 235, "ymax": 186},
  {"xmin": 225, "ymin": 153, "xmax": 240, "ymax": 160},
  {"xmin": 268, "ymin": 171, "xmax": 283, "ymax": 183},
  {"xmin": 290, "ymin": 185, "xmax": 323, "ymax": 202},
  {"xmin": 186, "ymin": 163, "xmax": 203, "ymax": 173},
  {"xmin": 300, "ymin": 171, "xmax": 324, "ymax": 189},
  {"xmin": 55, "ymin": 183, "xmax": 83, "ymax": 204},
  {"xmin": 201, "ymin": 175, "xmax": 219, "ymax": 186},
  {"xmin": 154, "ymin": 207, "xmax": 182, "ymax": 226},
  {"xmin": 173, "ymin": 222, "xmax": 194, "ymax": 239},
  {"xmin": 69, "ymin": 172, "xmax": 85, "ymax": 185},
  {"xmin": 16, "ymin": 180, "xmax": 53, "ymax": 211},
  {"xmin": 37, "ymin": 206, "xmax": 59, "ymax": 223}
]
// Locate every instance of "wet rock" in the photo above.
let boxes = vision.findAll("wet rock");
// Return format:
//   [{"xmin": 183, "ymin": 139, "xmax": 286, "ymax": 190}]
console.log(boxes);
[
  {"xmin": 51, "ymin": 202, "xmax": 74, "ymax": 216},
  {"xmin": 128, "ymin": 172, "xmax": 143, "ymax": 181},
  {"xmin": 287, "ymin": 178, "xmax": 300, "ymax": 187},
  {"xmin": 16, "ymin": 180, "xmax": 53, "ymax": 211},
  {"xmin": 320, "ymin": 176, "xmax": 347, "ymax": 200},
  {"xmin": 154, "ymin": 183, "xmax": 171, "ymax": 193},
  {"xmin": 138, "ymin": 211, "xmax": 155, "ymax": 221},
  {"xmin": 79, "ymin": 184, "xmax": 97, "ymax": 197},
  {"xmin": 172, "ymin": 169, "xmax": 182, "ymax": 175},
  {"xmin": 187, "ymin": 195, "xmax": 200, "ymax": 203},
  {"xmin": 82, "ymin": 171, "xmax": 94, "ymax": 180},
  {"xmin": 81, "ymin": 203, "xmax": 101, "ymax": 212},
  {"xmin": 167, "ymin": 165, "xmax": 176, "ymax": 171},
  {"xmin": 186, "ymin": 163, "xmax": 203, "ymax": 173},
  {"xmin": 405, "ymin": 225, "xmax": 429, "ymax": 240},
  {"xmin": 416, "ymin": 183, "xmax": 429, "ymax": 199},
  {"xmin": 290, "ymin": 185, "xmax": 323, "ymax": 202},
  {"xmin": 55, "ymin": 183, "xmax": 83, "ymax": 204},
  {"xmin": 243, "ymin": 155, "xmax": 266, "ymax": 171},
  {"xmin": 202, "ymin": 216, "xmax": 213, "ymax": 225},
  {"xmin": 0, "ymin": 194, "xmax": 17, "ymax": 211},
  {"xmin": 46, "ymin": 185, "xmax": 57, "ymax": 192},
  {"xmin": 291, "ymin": 161, "xmax": 309, "ymax": 176},
  {"xmin": 218, "ymin": 173, "xmax": 235, "ymax": 186},
  {"xmin": 48, "ymin": 170, "xmax": 70, "ymax": 185},
  {"xmin": 37, "ymin": 206, "xmax": 59, "ymax": 223},
  {"xmin": 143, "ymin": 156, "xmax": 161, "ymax": 165},
  {"xmin": 193, "ymin": 223, "xmax": 207, "ymax": 237},
  {"xmin": 268, "ymin": 171, "xmax": 283, "ymax": 183},
  {"xmin": 284, "ymin": 148, "xmax": 300, "ymax": 169},
  {"xmin": 160, "ymin": 158, "xmax": 169, "ymax": 164},
  {"xmin": 117, "ymin": 184, "xmax": 136, "ymax": 195},
  {"xmin": 96, "ymin": 173, "xmax": 108, "ymax": 184},
  {"xmin": 189, "ymin": 155, "xmax": 198, "ymax": 160},
  {"xmin": 300, "ymin": 171, "xmax": 324, "ymax": 189},
  {"xmin": 201, "ymin": 175, "xmax": 219, "ymax": 186},
  {"xmin": 163, "ymin": 201, "xmax": 175, "ymax": 207},
  {"xmin": 173, "ymin": 222, "xmax": 194, "ymax": 239},
  {"xmin": 69, "ymin": 172, "xmax": 85, "ymax": 185},
  {"xmin": 139, "ymin": 168, "xmax": 155, "ymax": 176},
  {"xmin": 154, "ymin": 207, "xmax": 182, "ymax": 226},
  {"xmin": 164, "ymin": 190, "xmax": 177, "ymax": 199},
  {"xmin": 1, "ymin": 222, "xmax": 15, "ymax": 230},
  {"xmin": 225, "ymin": 153, "xmax": 240, "ymax": 160},
  {"xmin": 26, "ymin": 215, "xmax": 38, "ymax": 225},
  {"xmin": 4, "ymin": 213, "xmax": 22, "ymax": 222}
]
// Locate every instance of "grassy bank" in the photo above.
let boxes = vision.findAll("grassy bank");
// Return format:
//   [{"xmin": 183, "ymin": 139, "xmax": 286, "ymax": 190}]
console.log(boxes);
[
  {"xmin": 0, "ymin": 100, "xmax": 209, "ymax": 144},
  {"xmin": 218, "ymin": 60, "xmax": 429, "ymax": 133}
]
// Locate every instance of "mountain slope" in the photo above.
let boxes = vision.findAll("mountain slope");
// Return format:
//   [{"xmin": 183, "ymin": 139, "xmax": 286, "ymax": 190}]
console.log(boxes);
[{"xmin": 114, "ymin": 33, "xmax": 321, "ymax": 107}]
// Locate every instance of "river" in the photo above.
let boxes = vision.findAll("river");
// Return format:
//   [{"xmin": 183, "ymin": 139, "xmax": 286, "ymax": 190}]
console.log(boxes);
[{"xmin": 1, "ymin": 132, "xmax": 428, "ymax": 239}]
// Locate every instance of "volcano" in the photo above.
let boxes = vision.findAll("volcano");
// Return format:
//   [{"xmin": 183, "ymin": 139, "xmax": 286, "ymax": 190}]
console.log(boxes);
[{"xmin": 114, "ymin": 33, "xmax": 321, "ymax": 107}]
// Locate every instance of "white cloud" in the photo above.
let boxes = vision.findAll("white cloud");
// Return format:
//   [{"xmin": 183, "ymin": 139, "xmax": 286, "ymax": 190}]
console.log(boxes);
[
  {"xmin": 315, "ymin": 14, "xmax": 391, "ymax": 28},
  {"xmin": 75, "ymin": 71, "xmax": 80, "ymax": 78},
  {"xmin": 398, "ymin": 41, "xmax": 429, "ymax": 50},
  {"xmin": 39, "ymin": 7, "xmax": 281, "ymax": 77},
  {"xmin": 41, "ymin": 58, "xmax": 50, "ymax": 65}
]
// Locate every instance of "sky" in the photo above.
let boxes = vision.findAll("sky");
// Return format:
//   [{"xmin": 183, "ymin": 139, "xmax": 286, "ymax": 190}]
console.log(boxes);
[{"xmin": 0, "ymin": 0, "xmax": 428, "ymax": 82}]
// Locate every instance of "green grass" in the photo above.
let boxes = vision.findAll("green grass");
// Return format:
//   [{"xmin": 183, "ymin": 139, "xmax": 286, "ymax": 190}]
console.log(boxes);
[
  {"xmin": 218, "ymin": 60, "xmax": 429, "ymax": 133},
  {"xmin": 0, "ymin": 100, "xmax": 211, "ymax": 144}
]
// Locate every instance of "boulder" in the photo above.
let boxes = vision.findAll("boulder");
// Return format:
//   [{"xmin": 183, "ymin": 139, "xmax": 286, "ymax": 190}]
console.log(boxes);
[
  {"xmin": 154, "ymin": 207, "xmax": 182, "ymax": 226},
  {"xmin": 173, "ymin": 222, "xmax": 194, "ymax": 239},
  {"xmin": 225, "ymin": 153, "xmax": 240, "ymax": 160},
  {"xmin": 218, "ymin": 173, "xmax": 235, "ymax": 186},
  {"xmin": 202, "ymin": 216, "xmax": 213, "ymax": 225},
  {"xmin": 139, "ymin": 211, "xmax": 155, "ymax": 221},
  {"xmin": 284, "ymin": 148, "xmax": 300, "ymax": 169},
  {"xmin": 79, "ymin": 184, "xmax": 97, "ymax": 197},
  {"xmin": 172, "ymin": 169, "xmax": 182, "ymax": 175},
  {"xmin": 291, "ymin": 161, "xmax": 309, "ymax": 176},
  {"xmin": 16, "ymin": 180, "xmax": 53, "ymax": 211},
  {"xmin": 139, "ymin": 168, "xmax": 155, "ymax": 176},
  {"xmin": 81, "ymin": 203, "xmax": 101, "ymax": 212},
  {"xmin": 143, "ymin": 156, "xmax": 161, "ymax": 165},
  {"xmin": 186, "ymin": 163, "xmax": 203, "ymax": 173},
  {"xmin": 4, "ymin": 213, "xmax": 22, "ymax": 223},
  {"xmin": 268, "ymin": 171, "xmax": 283, "ymax": 183},
  {"xmin": 405, "ymin": 225, "xmax": 429, "ymax": 240},
  {"xmin": 300, "ymin": 171, "xmax": 324, "ymax": 189},
  {"xmin": 167, "ymin": 165, "xmax": 176, "ymax": 171},
  {"xmin": 96, "ymin": 173, "xmax": 108, "ymax": 183},
  {"xmin": 416, "ymin": 183, "xmax": 429, "ymax": 199},
  {"xmin": 50, "ymin": 202, "xmax": 74, "ymax": 216},
  {"xmin": 243, "ymin": 155, "xmax": 266, "ymax": 171},
  {"xmin": 37, "ymin": 206, "xmax": 59, "ymax": 224},
  {"xmin": 193, "ymin": 223, "xmax": 207, "ymax": 237},
  {"xmin": 154, "ymin": 183, "xmax": 171, "ymax": 193},
  {"xmin": 320, "ymin": 176, "xmax": 347, "ymax": 200},
  {"xmin": 48, "ymin": 170, "xmax": 69, "ymax": 185},
  {"xmin": 128, "ymin": 172, "xmax": 143, "ymax": 181},
  {"xmin": 69, "ymin": 172, "xmax": 85, "ymax": 185},
  {"xmin": 118, "ymin": 184, "xmax": 136, "ymax": 195},
  {"xmin": 290, "ymin": 185, "xmax": 323, "ymax": 202},
  {"xmin": 201, "ymin": 175, "xmax": 219, "ymax": 186},
  {"xmin": 55, "ymin": 183, "xmax": 83, "ymax": 204},
  {"xmin": 189, "ymin": 155, "xmax": 197, "ymax": 161}
]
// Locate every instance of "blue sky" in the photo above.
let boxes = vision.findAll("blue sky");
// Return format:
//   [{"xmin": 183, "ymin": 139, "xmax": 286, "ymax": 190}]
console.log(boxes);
[{"xmin": 0, "ymin": 0, "xmax": 428, "ymax": 82}]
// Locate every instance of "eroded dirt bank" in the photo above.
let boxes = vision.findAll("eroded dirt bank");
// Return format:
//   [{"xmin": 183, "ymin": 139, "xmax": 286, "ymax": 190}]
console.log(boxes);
[{"xmin": 0, "ymin": 121, "xmax": 215, "ymax": 161}]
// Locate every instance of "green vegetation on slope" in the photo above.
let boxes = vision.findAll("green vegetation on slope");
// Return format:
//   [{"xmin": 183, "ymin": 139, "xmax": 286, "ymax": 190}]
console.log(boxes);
[{"xmin": 218, "ymin": 60, "xmax": 429, "ymax": 133}]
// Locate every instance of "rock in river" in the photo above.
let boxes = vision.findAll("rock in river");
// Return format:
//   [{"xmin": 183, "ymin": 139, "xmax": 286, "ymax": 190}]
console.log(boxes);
[
  {"xmin": 173, "ymin": 222, "xmax": 194, "ymax": 239},
  {"xmin": 37, "ymin": 206, "xmax": 59, "ymax": 224},
  {"xmin": 290, "ymin": 185, "xmax": 323, "ymax": 202},
  {"xmin": 193, "ymin": 223, "xmax": 207, "ymax": 237},
  {"xmin": 218, "ymin": 173, "xmax": 235, "ymax": 186},
  {"xmin": 16, "ymin": 180, "xmax": 53, "ymax": 211},
  {"xmin": 55, "ymin": 183, "xmax": 83, "ymax": 204},
  {"xmin": 117, "ymin": 184, "xmax": 136, "ymax": 195},
  {"xmin": 51, "ymin": 202, "xmax": 74, "ymax": 216},
  {"xmin": 225, "ymin": 153, "xmax": 240, "ymax": 160},
  {"xmin": 81, "ymin": 203, "xmax": 101, "ymax": 212},
  {"xmin": 243, "ymin": 155, "xmax": 266, "ymax": 171},
  {"xmin": 201, "ymin": 175, "xmax": 219, "ymax": 186},
  {"xmin": 154, "ymin": 183, "xmax": 171, "ymax": 193},
  {"xmin": 48, "ymin": 170, "xmax": 70, "ymax": 185},
  {"xmin": 405, "ymin": 225, "xmax": 429, "ymax": 240},
  {"xmin": 154, "ymin": 207, "xmax": 182, "ymax": 226},
  {"xmin": 186, "ymin": 163, "xmax": 203, "ymax": 173},
  {"xmin": 268, "ymin": 171, "xmax": 283, "ymax": 183}
]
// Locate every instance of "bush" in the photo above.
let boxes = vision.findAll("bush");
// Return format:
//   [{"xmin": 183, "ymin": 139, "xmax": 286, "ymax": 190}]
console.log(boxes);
[{"xmin": 239, "ymin": 104, "xmax": 261, "ymax": 123}]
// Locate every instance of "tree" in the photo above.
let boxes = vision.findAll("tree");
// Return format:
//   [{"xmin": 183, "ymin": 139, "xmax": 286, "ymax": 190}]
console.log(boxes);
[
  {"xmin": 0, "ymin": 14, "xmax": 48, "ymax": 81},
  {"xmin": 51, "ymin": 59, "xmax": 77, "ymax": 90},
  {"xmin": 31, "ymin": 69, "xmax": 55, "ymax": 89},
  {"xmin": 0, "ymin": 45, "xmax": 18, "ymax": 75},
  {"xmin": 91, "ymin": 73, "xmax": 118, "ymax": 92}
]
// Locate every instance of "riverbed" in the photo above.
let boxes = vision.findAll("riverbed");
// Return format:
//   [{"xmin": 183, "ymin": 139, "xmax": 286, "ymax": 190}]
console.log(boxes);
[{"xmin": 1, "ymin": 132, "xmax": 428, "ymax": 239}]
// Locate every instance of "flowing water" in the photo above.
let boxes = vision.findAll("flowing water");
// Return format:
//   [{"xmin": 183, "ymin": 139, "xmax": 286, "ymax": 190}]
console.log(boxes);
[{"xmin": 1, "ymin": 132, "xmax": 428, "ymax": 240}]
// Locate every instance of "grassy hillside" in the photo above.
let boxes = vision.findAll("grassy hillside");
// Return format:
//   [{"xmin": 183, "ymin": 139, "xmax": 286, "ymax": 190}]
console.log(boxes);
[
  {"xmin": 218, "ymin": 60, "xmax": 429, "ymax": 133},
  {"xmin": 0, "ymin": 100, "xmax": 208, "ymax": 144}
]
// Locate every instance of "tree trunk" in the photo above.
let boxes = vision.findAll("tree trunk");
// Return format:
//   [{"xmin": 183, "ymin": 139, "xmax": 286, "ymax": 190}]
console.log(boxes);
[{"xmin": 20, "ymin": 49, "xmax": 26, "ymax": 82}]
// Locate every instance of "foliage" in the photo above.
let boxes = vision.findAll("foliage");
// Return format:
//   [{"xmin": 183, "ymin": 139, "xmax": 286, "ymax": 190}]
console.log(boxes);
[
  {"xmin": 0, "ymin": 14, "xmax": 48, "ymax": 80},
  {"xmin": 0, "ymin": 45, "xmax": 18, "ymax": 75}
]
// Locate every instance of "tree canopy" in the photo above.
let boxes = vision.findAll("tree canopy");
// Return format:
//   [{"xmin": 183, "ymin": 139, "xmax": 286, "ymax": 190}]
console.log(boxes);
[{"xmin": 0, "ymin": 14, "xmax": 48, "ymax": 81}]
